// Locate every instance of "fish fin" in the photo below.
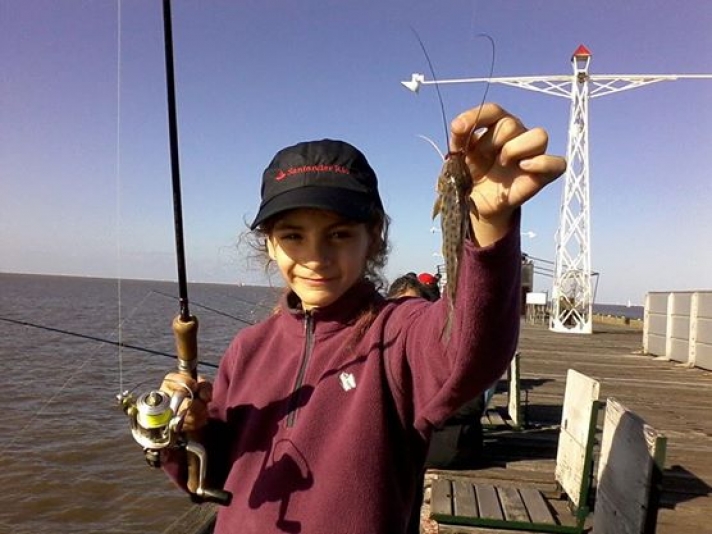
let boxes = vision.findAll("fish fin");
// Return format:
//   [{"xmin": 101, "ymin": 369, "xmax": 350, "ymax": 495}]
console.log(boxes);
[{"xmin": 431, "ymin": 197, "xmax": 441, "ymax": 219}]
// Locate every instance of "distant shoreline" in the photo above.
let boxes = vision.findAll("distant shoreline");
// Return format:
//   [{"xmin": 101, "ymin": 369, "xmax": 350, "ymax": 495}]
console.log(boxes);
[
  {"xmin": 0, "ymin": 271, "xmax": 647, "ymax": 321},
  {"xmin": 593, "ymin": 303, "xmax": 644, "ymax": 321}
]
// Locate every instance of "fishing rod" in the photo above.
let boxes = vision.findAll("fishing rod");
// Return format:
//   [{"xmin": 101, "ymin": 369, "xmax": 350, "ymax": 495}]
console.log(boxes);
[
  {"xmin": 0, "ymin": 315, "xmax": 219, "ymax": 369},
  {"xmin": 118, "ymin": 0, "xmax": 231, "ymax": 506}
]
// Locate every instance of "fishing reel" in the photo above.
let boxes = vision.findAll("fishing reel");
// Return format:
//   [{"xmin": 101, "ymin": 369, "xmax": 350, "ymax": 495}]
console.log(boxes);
[{"xmin": 118, "ymin": 384, "xmax": 232, "ymax": 505}]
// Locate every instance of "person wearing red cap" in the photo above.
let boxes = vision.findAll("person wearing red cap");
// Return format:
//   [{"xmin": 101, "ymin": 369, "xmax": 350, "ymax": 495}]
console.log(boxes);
[
  {"xmin": 387, "ymin": 272, "xmax": 430, "ymax": 300},
  {"xmin": 417, "ymin": 272, "xmax": 441, "ymax": 301},
  {"xmin": 417, "ymin": 272, "xmax": 437, "ymax": 285},
  {"xmin": 159, "ymin": 103, "xmax": 565, "ymax": 534}
]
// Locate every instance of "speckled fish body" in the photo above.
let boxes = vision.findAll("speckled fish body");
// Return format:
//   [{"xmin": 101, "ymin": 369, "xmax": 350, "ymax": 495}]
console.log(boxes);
[{"xmin": 432, "ymin": 151, "xmax": 473, "ymax": 334}]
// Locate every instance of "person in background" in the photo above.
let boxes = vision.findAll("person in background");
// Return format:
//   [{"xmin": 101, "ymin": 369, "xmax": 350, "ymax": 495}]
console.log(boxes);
[
  {"xmin": 417, "ymin": 272, "xmax": 441, "ymax": 302},
  {"xmin": 390, "ymin": 271, "xmax": 489, "ymax": 469},
  {"xmin": 387, "ymin": 272, "xmax": 431, "ymax": 300},
  {"xmin": 158, "ymin": 103, "xmax": 565, "ymax": 534}
]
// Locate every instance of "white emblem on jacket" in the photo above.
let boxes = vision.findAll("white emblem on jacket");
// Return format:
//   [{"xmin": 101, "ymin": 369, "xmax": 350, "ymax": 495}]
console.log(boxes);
[{"xmin": 339, "ymin": 372, "xmax": 356, "ymax": 391}]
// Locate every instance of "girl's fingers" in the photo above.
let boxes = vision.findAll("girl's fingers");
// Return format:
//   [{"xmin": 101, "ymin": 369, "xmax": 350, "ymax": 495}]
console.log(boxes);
[
  {"xmin": 161, "ymin": 372, "xmax": 196, "ymax": 394},
  {"xmin": 519, "ymin": 154, "xmax": 567, "ymax": 183},
  {"xmin": 450, "ymin": 103, "xmax": 512, "ymax": 152},
  {"xmin": 197, "ymin": 379, "xmax": 213, "ymax": 403},
  {"xmin": 474, "ymin": 116, "xmax": 528, "ymax": 160},
  {"xmin": 182, "ymin": 399, "xmax": 208, "ymax": 431},
  {"xmin": 161, "ymin": 372, "xmax": 214, "ymax": 403},
  {"xmin": 451, "ymin": 104, "xmax": 551, "ymax": 172},
  {"xmin": 499, "ymin": 127, "xmax": 549, "ymax": 166}
]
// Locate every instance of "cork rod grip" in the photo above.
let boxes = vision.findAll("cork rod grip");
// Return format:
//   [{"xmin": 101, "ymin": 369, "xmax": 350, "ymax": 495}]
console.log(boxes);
[{"xmin": 172, "ymin": 314, "xmax": 201, "ymax": 493}]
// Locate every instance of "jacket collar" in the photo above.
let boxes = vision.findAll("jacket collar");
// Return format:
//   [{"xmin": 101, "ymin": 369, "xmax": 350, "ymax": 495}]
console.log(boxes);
[{"xmin": 279, "ymin": 279, "xmax": 383, "ymax": 333}]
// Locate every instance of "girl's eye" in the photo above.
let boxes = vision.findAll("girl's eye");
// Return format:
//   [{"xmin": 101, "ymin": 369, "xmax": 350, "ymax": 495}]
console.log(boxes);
[
  {"xmin": 277, "ymin": 232, "xmax": 302, "ymax": 241},
  {"xmin": 331, "ymin": 230, "xmax": 352, "ymax": 240}
]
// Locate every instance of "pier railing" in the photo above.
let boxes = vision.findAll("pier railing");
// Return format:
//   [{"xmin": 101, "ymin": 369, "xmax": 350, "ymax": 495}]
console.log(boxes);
[{"xmin": 643, "ymin": 290, "xmax": 712, "ymax": 370}]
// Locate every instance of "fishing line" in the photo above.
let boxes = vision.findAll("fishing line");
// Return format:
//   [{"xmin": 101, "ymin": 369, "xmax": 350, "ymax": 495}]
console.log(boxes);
[
  {"xmin": 408, "ymin": 26, "xmax": 449, "ymax": 148},
  {"xmin": 468, "ymin": 33, "xmax": 496, "ymax": 140},
  {"xmin": 408, "ymin": 30, "xmax": 496, "ymax": 167},
  {"xmin": 466, "ymin": 0, "xmax": 495, "ymax": 139},
  {"xmin": 2, "ymin": 359, "xmax": 96, "ymax": 452},
  {"xmin": 0, "ymin": 290, "xmax": 165, "ymax": 454},
  {"xmin": 116, "ymin": 0, "xmax": 125, "ymax": 395},
  {"xmin": 149, "ymin": 288, "xmax": 271, "ymax": 325},
  {"xmin": 0, "ymin": 315, "xmax": 219, "ymax": 369}
]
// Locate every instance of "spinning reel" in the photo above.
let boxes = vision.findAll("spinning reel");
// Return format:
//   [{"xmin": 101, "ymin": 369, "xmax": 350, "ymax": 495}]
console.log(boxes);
[{"xmin": 119, "ymin": 379, "xmax": 231, "ymax": 506}]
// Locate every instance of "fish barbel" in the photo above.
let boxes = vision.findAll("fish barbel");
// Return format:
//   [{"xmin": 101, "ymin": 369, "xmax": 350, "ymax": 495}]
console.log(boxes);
[{"xmin": 432, "ymin": 150, "xmax": 473, "ymax": 337}]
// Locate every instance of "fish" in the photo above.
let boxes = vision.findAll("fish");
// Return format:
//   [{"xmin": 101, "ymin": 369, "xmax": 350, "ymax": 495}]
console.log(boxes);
[
  {"xmin": 408, "ymin": 29, "xmax": 494, "ymax": 338},
  {"xmin": 432, "ymin": 149, "xmax": 473, "ymax": 339}
]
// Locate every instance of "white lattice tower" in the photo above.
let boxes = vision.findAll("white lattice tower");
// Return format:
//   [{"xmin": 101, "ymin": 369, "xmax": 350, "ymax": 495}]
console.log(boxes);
[
  {"xmin": 551, "ymin": 47, "xmax": 593, "ymax": 333},
  {"xmin": 401, "ymin": 46, "xmax": 712, "ymax": 334}
]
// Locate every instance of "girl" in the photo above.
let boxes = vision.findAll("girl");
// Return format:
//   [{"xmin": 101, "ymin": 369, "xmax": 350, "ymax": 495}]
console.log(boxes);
[{"xmin": 161, "ymin": 103, "xmax": 566, "ymax": 534}]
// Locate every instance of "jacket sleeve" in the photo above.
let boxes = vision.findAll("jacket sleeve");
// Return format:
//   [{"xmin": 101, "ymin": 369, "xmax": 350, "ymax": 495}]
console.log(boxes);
[{"xmin": 385, "ymin": 210, "xmax": 521, "ymax": 434}]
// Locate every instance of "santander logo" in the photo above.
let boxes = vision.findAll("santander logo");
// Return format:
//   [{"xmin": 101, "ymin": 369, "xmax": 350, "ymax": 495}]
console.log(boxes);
[{"xmin": 274, "ymin": 164, "xmax": 350, "ymax": 181}]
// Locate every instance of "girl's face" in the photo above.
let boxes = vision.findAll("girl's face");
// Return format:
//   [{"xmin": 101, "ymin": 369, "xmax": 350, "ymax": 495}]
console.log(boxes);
[{"xmin": 267, "ymin": 208, "xmax": 372, "ymax": 311}]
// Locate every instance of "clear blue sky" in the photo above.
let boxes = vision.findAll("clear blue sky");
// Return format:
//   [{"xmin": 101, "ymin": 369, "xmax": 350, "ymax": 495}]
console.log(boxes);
[{"xmin": 1, "ymin": 0, "xmax": 711, "ymax": 305}]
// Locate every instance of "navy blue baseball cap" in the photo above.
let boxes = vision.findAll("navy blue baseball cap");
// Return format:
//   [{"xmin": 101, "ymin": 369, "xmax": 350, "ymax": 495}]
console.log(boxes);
[{"xmin": 250, "ymin": 139, "xmax": 384, "ymax": 230}]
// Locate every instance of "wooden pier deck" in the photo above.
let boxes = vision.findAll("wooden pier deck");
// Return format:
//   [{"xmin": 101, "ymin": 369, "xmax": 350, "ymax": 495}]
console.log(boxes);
[{"xmin": 427, "ymin": 321, "xmax": 712, "ymax": 534}]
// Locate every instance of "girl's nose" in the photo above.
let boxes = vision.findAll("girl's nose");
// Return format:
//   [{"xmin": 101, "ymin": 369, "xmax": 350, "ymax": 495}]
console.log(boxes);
[{"xmin": 306, "ymin": 237, "xmax": 332, "ymax": 266}]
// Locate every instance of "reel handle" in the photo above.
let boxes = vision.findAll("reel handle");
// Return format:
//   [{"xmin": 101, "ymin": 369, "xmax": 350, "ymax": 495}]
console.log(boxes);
[
  {"xmin": 184, "ymin": 440, "xmax": 233, "ymax": 506},
  {"xmin": 190, "ymin": 487, "xmax": 233, "ymax": 506}
]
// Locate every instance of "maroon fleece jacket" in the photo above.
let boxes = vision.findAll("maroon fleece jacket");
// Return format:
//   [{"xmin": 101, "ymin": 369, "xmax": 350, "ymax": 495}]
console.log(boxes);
[{"xmin": 165, "ymin": 215, "xmax": 521, "ymax": 534}]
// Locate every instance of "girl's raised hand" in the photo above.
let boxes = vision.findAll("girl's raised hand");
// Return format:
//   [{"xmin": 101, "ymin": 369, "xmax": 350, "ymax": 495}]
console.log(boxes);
[{"xmin": 450, "ymin": 103, "xmax": 567, "ymax": 246}]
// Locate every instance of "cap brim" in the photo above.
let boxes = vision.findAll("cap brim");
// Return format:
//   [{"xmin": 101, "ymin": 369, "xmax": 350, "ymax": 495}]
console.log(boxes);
[{"xmin": 250, "ymin": 187, "xmax": 376, "ymax": 230}]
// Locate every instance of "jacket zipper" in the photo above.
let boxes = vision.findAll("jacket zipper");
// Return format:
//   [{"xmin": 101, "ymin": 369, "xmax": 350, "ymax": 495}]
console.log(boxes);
[{"xmin": 286, "ymin": 312, "xmax": 314, "ymax": 427}]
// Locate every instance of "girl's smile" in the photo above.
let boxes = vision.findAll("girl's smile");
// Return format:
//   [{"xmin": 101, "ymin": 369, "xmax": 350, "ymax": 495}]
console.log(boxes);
[{"xmin": 267, "ymin": 208, "xmax": 372, "ymax": 311}]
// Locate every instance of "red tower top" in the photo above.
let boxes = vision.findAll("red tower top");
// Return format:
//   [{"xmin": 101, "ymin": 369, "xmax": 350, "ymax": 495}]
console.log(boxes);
[{"xmin": 572, "ymin": 44, "xmax": 592, "ymax": 60}]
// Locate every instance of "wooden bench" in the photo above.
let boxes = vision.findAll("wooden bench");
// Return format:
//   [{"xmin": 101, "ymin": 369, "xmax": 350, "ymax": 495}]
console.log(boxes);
[
  {"xmin": 430, "ymin": 369, "xmax": 601, "ymax": 534},
  {"xmin": 592, "ymin": 397, "xmax": 667, "ymax": 534}
]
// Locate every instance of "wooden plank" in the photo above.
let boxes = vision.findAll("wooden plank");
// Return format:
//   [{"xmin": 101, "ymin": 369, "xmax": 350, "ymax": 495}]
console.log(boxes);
[
  {"xmin": 519, "ymin": 487, "xmax": 556, "ymax": 524},
  {"xmin": 508, "ymin": 351, "xmax": 523, "ymax": 428},
  {"xmin": 439, "ymin": 526, "xmax": 542, "ymax": 534},
  {"xmin": 498, "ymin": 486, "xmax": 531, "ymax": 522},
  {"xmin": 482, "ymin": 408, "xmax": 506, "ymax": 428},
  {"xmin": 161, "ymin": 504, "xmax": 216, "ymax": 534},
  {"xmin": 554, "ymin": 369, "xmax": 600, "ymax": 507},
  {"xmin": 430, "ymin": 477, "xmax": 454, "ymax": 516},
  {"xmin": 474, "ymin": 484, "xmax": 503, "ymax": 520},
  {"xmin": 593, "ymin": 398, "xmax": 667, "ymax": 534},
  {"xmin": 452, "ymin": 478, "xmax": 478, "ymax": 517}
]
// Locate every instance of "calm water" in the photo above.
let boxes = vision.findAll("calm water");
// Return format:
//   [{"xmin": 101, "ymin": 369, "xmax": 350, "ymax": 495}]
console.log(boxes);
[{"xmin": 0, "ymin": 273, "xmax": 280, "ymax": 534}]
